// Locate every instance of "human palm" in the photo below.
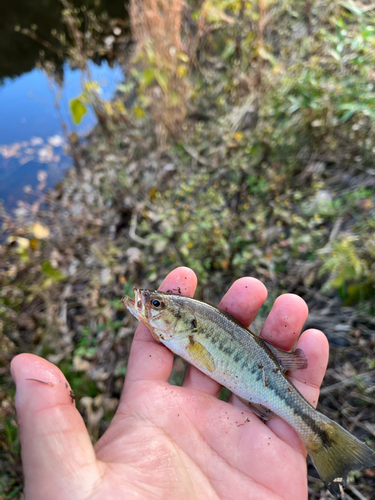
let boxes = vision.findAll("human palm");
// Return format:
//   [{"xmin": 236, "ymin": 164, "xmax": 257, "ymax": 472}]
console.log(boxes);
[{"xmin": 11, "ymin": 267, "xmax": 328, "ymax": 500}]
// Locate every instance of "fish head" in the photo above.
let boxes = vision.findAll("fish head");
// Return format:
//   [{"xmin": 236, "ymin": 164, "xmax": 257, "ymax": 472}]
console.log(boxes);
[{"xmin": 122, "ymin": 289, "xmax": 189, "ymax": 342}]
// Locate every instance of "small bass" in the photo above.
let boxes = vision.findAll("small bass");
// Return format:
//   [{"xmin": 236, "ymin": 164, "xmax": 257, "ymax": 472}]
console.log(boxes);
[{"xmin": 122, "ymin": 289, "xmax": 375, "ymax": 497}]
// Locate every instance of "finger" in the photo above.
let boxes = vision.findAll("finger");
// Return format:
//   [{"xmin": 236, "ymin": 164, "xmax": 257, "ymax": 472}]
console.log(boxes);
[
  {"xmin": 181, "ymin": 365, "xmax": 222, "ymax": 397},
  {"xmin": 123, "ymin": 267, "xmax": 197, "ymax": 387},
  {"xmin": 287, "ymin": 328, "xmax": 329, "ymax": 406},
  {"xmin": 260, "ymin": 294, "xmax": 308, "ymax": 351},
  {"xmin": 219, "ymin": 277, "xmax": 268, "ymax": 327},
  {"xmin": 266, "ymin": 328, "xmax": 329, "ymax": 452},
  {"xmin": 11, "ymin": 354, "xmax": 100, "ymax": 500},
  {"xmin": 181, "ymin": 277, "xmax": 267, "ymax": 396}
]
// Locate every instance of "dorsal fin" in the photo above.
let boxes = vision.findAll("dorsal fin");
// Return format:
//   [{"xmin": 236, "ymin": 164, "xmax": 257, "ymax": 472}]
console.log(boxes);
[{"xmin": 265, "ymin": 342, "xmax": 308, "ymax": 371}]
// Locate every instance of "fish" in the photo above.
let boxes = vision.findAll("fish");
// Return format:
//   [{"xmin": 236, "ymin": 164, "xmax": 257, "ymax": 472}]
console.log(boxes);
[{"xmin": 122, "ymin": 288, "xmax": 375, "ymax": 497}]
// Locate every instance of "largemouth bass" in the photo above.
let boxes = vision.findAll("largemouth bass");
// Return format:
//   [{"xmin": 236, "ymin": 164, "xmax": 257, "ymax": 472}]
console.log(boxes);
[{"xmin": 122, "ymin": 289, "xmax": 375, "ymax": 497}]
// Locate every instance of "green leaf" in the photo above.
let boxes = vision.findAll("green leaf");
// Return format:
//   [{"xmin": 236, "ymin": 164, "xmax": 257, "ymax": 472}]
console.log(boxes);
[
  {"xmin": 139, "ymin": 68, "xmax": 156, "ymax": 88},
  {"xmin": 116, "ymin": 366, "xmax": 127, "ymax": 376},
  {"xmin": 341, "ymin": 109, "xmax": 356, "ymax": 122},
  {"xmin": 258, "ymin": 47, "xmax": 277, "ymax": 66},
  {"xmin": 41, "ymin": 260, "xmax": 66, "ymax": 282},
  {"xmin": 222, "ymin": 42, "xmax": 236, "ymax": 60},
  {"xmin": 154, "ymin": 70, "xmax": 169, "ymax": 94},
  {"xmin": 69, "ymin": 96, "xmax": 88, "ymax": 124},
  {"xmin": 343, "ymin": 283, "xmax": 375, "ymax": 305},
  {"xmin": 340, "ymin": 1, "xmax": 364, "ymax": 17}
]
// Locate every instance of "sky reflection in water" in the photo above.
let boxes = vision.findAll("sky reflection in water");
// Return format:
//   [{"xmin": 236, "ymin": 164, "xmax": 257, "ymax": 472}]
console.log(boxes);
[{"xmin": 0, "ymin": 61, "xmax": 123, "ymax": 211}]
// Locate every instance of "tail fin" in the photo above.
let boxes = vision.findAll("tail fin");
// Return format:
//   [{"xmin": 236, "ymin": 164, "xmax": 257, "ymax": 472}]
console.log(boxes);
[{"xmin": 306, "ymin": 418, "xmax": 375, "ymax": 497}]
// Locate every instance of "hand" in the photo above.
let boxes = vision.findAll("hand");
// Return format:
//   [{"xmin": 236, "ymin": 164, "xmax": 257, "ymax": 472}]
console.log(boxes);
[{"xmin": 11, "ymin": 267, "xmax": 328, "ymax": 500}]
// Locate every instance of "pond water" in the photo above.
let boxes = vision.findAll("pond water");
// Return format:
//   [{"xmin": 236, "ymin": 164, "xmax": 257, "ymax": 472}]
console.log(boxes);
[
  {"xmin": 0, "ymin": 0, "xmax": 126, "ymax": 213},
  {"xmin": 0, "ymin": 62, "xmax": 123, "ymax": 211}
]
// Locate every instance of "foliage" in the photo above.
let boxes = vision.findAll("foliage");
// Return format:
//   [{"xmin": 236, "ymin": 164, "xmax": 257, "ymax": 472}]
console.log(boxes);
[
  {"xmin": 319, "ymin": 234, "xmax": 375, "ymax": 305},
  {"xmin": 2, "ymin": 1, "xmax": 375, "ymax": 498}
]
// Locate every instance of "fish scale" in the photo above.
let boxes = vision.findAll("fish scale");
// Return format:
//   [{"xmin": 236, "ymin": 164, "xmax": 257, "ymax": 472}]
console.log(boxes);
[{"xmin": 122, "ymin": 289, "xmax": 375, "ymax": 497}]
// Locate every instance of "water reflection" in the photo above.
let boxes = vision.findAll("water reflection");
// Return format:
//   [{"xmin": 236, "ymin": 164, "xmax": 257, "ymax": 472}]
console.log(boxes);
[
  {"xmin": 0, "ymin": 0, "xmax": 128, "ymax": 82},
  {"xmin": 0, "ymin": 0, "xmax": 127, "ymax": 213},
  {"xmin": 0, "ymin": 61, "xmax": 123, "ymax": 210}
]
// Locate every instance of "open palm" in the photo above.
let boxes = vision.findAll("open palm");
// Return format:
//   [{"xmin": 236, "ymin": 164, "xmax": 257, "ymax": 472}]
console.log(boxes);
[{"xmin": 11, "ymin": 267, "xmax": 328, "ymax": 500}]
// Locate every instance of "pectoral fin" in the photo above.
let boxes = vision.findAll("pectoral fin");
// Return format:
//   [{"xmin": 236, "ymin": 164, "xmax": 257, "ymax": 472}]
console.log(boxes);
[
  {"xmin": 187, "ymin": 338, "xmax": 215, "ymax": 373},
  {"xmin": 265, "ymin": 342, "xmax": 308, "ymax": 371}
]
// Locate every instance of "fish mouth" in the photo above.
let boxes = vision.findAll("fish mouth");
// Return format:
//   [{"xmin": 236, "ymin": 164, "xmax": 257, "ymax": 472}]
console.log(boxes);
[
  {"xmin": 122, "ymin": 294, "xmax": 140, "ymax": 321},
  {"xmin": 122, "ymin": 289, "xmax": 151, "ymax": 321},
  {"xmin": 122, "ymin": 290, "xmax": 161, "ymax": 343}
]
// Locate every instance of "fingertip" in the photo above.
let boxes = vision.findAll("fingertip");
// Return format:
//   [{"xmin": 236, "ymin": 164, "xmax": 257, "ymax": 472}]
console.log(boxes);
[
  {"xmin": 159, "ymin": 266, "xmax": 197, "ymax": 296},
  {"xmin": 11, "ymin": 353, "xmax": 74, "ymax": 409},
  {"xmin": 261, "ymin": 293, "xmax": 309, "ymax": 350},
  {"xmin": 11, "ymin": 354, "xmax": 98, "ymax": 497},
  {"xmin": 274, "ymin": 294, "xmax": 309, "ymax": 320},
  {"xmin": 219, "ymin": 277, "xmax": 268, "ymax": 327},
  {"xmin": 290, "ymin": 328, "xmax": 329, "ymax": 392}
]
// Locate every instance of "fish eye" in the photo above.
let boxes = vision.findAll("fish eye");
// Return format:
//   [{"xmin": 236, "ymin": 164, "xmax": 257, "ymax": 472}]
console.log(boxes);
[{"xmin": 151, "ymin": 298, "xmax": 165, "ymax": 309}]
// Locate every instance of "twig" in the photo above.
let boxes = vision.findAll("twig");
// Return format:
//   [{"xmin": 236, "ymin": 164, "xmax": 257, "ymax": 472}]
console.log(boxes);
[
  {"xmin": 182, "ymin": 144, "xmax": 210, "ymax": 166},
  {"xmin": 350, "ymin": 392, "xmax": 375, "ymax": 405},
  {"xmin": 346, "ymin": 484, "xmax": 369, "ymax": 500},
  {"xmin": 307, "ymin": 475, "xmax": 324, "ymax": 484},
  {"xmin": 328, "ymin": 215, "xmax": 344, "ymax": 244},
  {"xmin": 129, "ymin": 211, "xmax": 152, "ymax": 246},
  {"xmin": 320, "ymin": 370, "xmax": 375, "ymax": 395},
  {"xmin": 19, "ymin": 29, "xmax": 64, "ymax": 58}
]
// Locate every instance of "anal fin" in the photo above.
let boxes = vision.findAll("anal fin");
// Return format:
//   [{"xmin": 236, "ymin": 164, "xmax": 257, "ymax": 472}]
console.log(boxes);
[{"xmin": 238, "ymin": 397, "xmax": 275, "ymax": 420}]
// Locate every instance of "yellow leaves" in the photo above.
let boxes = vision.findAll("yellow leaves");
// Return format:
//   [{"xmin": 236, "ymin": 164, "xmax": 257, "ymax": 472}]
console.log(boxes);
[
  {"xmin": 319, "ymin": 236, "xmax": 369, "ymax": 294},
  {"xmin": 177, "ymin": 65, "xmax": 187, "ymax": 77},
  {"xmin": 70, "ymin": 81, "xmax": 101, "ymax": 125},
  {"xmin": 199, "ymin": 0, "xmax": 235, "ymax": 25},
  {"xmin": 114, "ymin": 99, "xmax": 126, "ymax": 115},
  {"xmin": 134, "ymin": 105, "xmax": 146, "ymax": 119},
  {"xmin": 32, "ymin": 223, "xmax": 50, "ymax": 239},
  {"xmin": 14, "ymin": 237, "xmax": 30, "ymax": 250},
  {"xmin": 84, "ymin": 81, "xmax": 101, "ymax": 95},
  {"xmin": 233, "ymin": 132, "xmax": 243, "ymax": 141},
  {"xmin": 177, "ymin": 52, "xmax": 189, "ymax": 63},
  {"xmin": 7, "ymin": 236, "xmax": 30, "ymax": 263},
  {"xmin": 6, "ymin": 223, "xmax": 50, "ymax": 264},
  {"xmin": 149, "ymin": 187, "xmax": 158, "ymax": 201},
  {"xmin": 70, "ymin": 96, "xmax": 88, "ymax": 125},
  {"xmin": 104, "ymin": 101, "xmax": 114, "ymax": 116},
  {"xmin": 29, "ymin": 239, "xmax": 40, "ymax": 251}
]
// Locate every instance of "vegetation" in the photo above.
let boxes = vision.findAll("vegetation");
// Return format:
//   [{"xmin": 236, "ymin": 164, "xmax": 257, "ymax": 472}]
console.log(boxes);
[{"xmin": 1, "ymin": 0, "xmax": 375, "ymax": 498}]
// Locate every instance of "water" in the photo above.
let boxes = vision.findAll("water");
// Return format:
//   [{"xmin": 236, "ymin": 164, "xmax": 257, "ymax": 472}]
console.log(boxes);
[
  {"xmin": 0, "ymin": 0, "xmax": 126, "ymax": 213},
  {"xmin": 0, "ymin": 62, "xmax": 123, "ymax": 210}
]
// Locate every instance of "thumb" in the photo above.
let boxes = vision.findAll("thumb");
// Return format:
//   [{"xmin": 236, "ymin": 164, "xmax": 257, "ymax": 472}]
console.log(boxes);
[{"xmin": 11, "ymin": 354, "xmax": 101, "ymax": 500}]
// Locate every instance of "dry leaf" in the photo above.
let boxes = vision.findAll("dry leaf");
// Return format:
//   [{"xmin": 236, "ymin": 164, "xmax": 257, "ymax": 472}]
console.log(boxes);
[{"xmin": 32, "ymin": 223, "xmax": 50, "ymax": 239}]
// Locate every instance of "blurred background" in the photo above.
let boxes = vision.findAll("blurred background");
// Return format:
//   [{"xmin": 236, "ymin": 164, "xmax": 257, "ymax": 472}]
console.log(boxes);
[{"xmin": 1, "ymin": 1, "xmax": 375, "ymax": 498}]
